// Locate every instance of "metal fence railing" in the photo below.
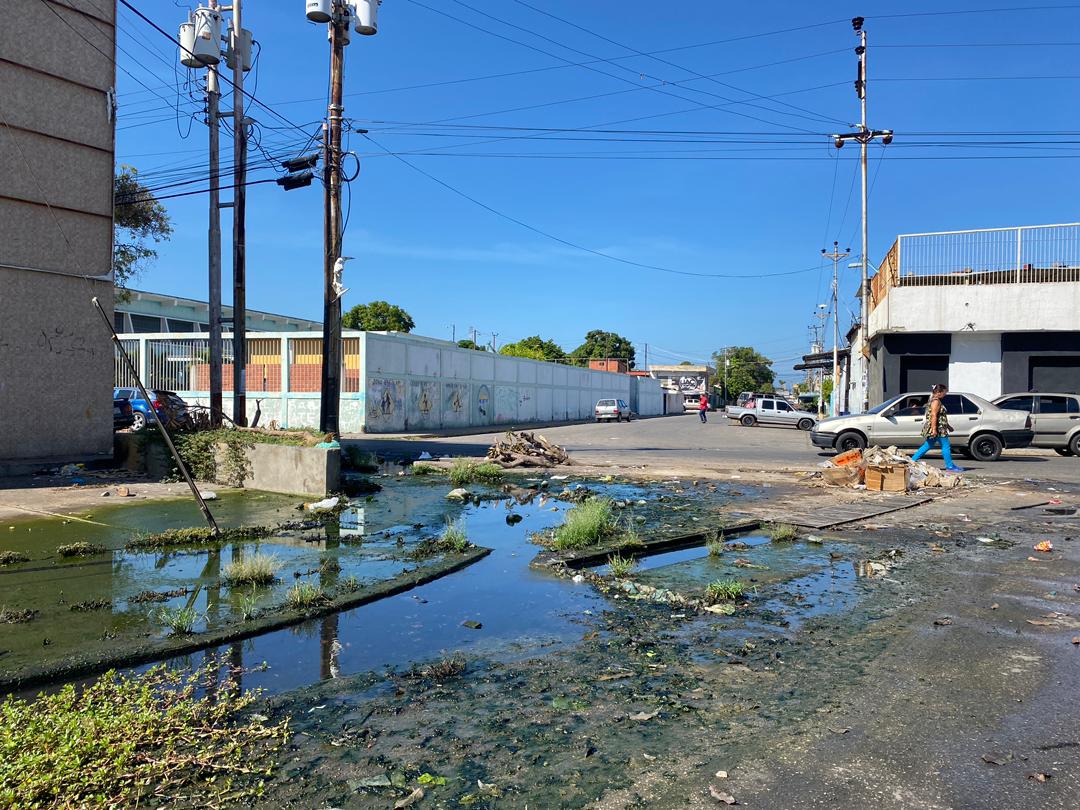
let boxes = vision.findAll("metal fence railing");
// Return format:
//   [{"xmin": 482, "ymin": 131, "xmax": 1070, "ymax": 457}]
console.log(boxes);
[
  {"xmin": 115, "ymin": 333, "xmax": 359, "ymax": 394},
  {"xmin": 871, "ymin": 222, "xmax": 1080, "ymax": 310}
]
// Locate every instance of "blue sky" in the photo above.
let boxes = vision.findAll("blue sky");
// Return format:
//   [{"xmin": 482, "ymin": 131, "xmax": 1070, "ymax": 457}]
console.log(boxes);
[{"xmin": 116, "ymin": 1, "xmax": 1080, "ymax": 381}]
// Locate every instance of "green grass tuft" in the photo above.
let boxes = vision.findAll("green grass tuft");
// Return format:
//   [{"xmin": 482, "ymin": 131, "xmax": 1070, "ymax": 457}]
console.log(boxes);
[
  {"xmin": 155, "ymin": 606, "xmax": 201, "ymax": 635},
  {"xmin": 704, "ymin": 579, "xmax": 745, "ymax": 604},
  {"xmin": 706, "ymin": 537, "xmax": 726, "ymax": 557},
  {"xmin": 606, "ymin": 552, "xmax": 637, "ymax": 578},
  {"xmin": 552, "ymin": 497, "xmax": 616, "ymax": 550},
  {"xmin": 768, "ymin": 523, "xmax": 799, "ymax": 542},
  {"xmin": 222, "ymin": 553, "xmax": 279, "ymax": 587},
  {"xmin": 448, "ymin": 458, "xmax": 503, "ymax": 487},
  {"xmin": 286, "ymin": 582, "xmax": 329, "ymax": 610},
  {"xmin": 411, "ymin": 462, "xmax": 441, "ymax": 476}
]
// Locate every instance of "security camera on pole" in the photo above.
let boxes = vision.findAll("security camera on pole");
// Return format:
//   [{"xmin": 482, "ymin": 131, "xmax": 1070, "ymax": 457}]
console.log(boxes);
[
  {"xmin": 831, "ymin": 16, "xmax": 891, "ymax": 411},
  {"xmin": 306, "ymin": 0, "xmax": 380, "ymax": 436}
]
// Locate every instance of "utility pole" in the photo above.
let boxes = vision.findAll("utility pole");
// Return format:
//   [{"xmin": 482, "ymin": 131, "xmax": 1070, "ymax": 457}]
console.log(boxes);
[
  {"xmin": 832, "ymin": 16, "xmax": 892, "ymax": 411},
  {"xmin": 207, "ymin": 52, "xmax": 223, "ymax": 426},
  {"xmin": 230, "ymin": 0, "xmax": 248, "ymax": 426},
  {"xmin": 821, "ymin": 242, "xmax": 850, "ymax": 417},
  {"xmin": 320, "ymin": 4, "xmax": 347, "ymax": 435},
  {"xmin": 490, "ymin": 332, "xmax": 498, "ymax": 352}
]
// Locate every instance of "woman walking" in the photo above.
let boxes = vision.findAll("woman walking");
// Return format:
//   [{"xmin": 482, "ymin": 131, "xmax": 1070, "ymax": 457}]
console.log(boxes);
[{"xmin": 911, "ymin": 384, "xmax": 966, "ymax": 472}]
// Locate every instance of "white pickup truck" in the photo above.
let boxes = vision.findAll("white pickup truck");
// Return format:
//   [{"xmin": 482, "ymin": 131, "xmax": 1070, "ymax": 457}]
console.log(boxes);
[{"xmin": 726, "ymin": 396, "xmax": 817, "ymax": 431}]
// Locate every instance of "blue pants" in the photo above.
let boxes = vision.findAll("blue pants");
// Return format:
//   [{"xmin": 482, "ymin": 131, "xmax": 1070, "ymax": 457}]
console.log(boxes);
[
  {"xmin": 699, "ymin": 409, "xmax": 707, "ymax": 423},
  {"xmin": 912, "ymin": 435, "xmax": 954, "ymax": 467}
]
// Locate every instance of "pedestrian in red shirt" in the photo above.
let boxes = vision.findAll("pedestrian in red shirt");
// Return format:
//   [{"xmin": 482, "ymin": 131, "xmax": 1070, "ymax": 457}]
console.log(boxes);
[{"xmin": 699, "ymin": 393, "xmax": 708, "ymax": 423}]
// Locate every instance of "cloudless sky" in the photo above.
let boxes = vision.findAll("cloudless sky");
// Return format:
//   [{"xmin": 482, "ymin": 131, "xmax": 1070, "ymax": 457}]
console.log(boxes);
[{"xmin": 115, "ymin": 1, "xmax": 1080, "ymax": 382}]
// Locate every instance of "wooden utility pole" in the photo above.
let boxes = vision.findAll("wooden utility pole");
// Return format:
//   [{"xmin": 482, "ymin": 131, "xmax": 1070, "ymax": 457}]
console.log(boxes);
[
  {"xmin": 320, "ymin": 4, "xmax": 346, "ymax": 435},
  {"xmin": 231, "ymin": 0, "xmax": 248, "ymax": 425},
  {"xmin": 207, "ymin": 56, "xmax": 223, "ymax": 425}
]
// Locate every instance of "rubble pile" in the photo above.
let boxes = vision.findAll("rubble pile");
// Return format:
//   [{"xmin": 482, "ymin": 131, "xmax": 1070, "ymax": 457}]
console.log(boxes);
[
  {"xmin": 487, "ymin": 431, "xmax": 575, "ymax": 469},
  {"xmin": 816, "ymin": 445, "xmax": 964, "ymax": 491}
]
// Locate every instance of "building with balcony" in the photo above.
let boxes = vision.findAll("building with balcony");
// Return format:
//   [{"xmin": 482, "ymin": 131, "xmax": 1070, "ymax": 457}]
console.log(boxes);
[{"xmin": 857, "ymin": 222, "xmax": 1080, "ymax": 406}]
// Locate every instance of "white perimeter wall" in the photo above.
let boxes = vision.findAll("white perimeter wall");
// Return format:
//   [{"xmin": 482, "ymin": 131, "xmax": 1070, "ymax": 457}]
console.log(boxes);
[
  {"xmin": 360, "ymin": 332, "xmax": 641, "ymax": 433},
  {"xmin": 948, "ymin": 332, "xmax": 1003, "ymax": 400}
]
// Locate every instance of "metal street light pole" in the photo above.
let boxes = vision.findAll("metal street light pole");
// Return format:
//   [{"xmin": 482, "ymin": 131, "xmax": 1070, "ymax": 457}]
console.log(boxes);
[{"xmin": 821, "ymin": 242, "xmax": 850, "ymax": 417}]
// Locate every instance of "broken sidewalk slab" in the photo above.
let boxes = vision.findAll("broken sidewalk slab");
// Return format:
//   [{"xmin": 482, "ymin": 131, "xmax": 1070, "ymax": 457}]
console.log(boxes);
[{"xmin": 753, "ymin": 499, "xmax": 932, "ymax": 531}]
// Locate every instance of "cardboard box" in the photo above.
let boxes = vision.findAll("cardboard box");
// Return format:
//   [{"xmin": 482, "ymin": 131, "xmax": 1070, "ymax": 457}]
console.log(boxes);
[{"xmin": 866, "ymin": 464, "xmax": 906, "ymax": 492}]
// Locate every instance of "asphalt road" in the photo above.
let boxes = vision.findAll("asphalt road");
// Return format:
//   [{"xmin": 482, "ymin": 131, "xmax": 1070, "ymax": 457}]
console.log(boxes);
[{"xmin": 350, "ymin": 412, "xmax": 1080, "ymax": 484}]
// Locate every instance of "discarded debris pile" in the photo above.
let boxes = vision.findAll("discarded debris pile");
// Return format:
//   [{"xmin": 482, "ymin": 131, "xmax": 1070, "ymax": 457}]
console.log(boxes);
[
  {"xmin": 487, "ymin": 431, "xmax": 575, "ymax": 468},
  {"xmin": 814, "ymin": 445, "xmax": 964, "ymax": 491}
]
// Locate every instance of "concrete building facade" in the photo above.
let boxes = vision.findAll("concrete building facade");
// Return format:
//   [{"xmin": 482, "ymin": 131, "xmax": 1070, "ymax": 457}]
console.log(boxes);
[
  {"xmin": 861, "ymin": 223, "xmax": 1080, "ymax": 405},
  {"xmin": 1, "ymin": 0, "xmax": 116, "ymax": 462}
]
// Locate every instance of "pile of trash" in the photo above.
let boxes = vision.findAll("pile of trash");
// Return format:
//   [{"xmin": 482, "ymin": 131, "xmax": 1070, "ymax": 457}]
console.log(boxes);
[
  {"xmin": 816, "ymin": 445, "xmax": 964, "ymax": 491},
  {"xmin": 486, "ymin": 431, "xmax": 574, "ymax": 469}
]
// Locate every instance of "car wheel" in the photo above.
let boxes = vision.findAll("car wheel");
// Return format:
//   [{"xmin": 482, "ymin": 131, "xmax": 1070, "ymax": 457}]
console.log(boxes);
[
  {"xmin": 740, "ymin": 415, "xmax": 756, "ymax": 427},
  {"xmin": 131, "ymin": 412, "xmax": 146, "ymax": 432},
  {"xmin": 969, "ymin": 433, "xmax": 1003, "ymax": 462},
  {"xmin": 797, "ymin": 418, "xmax": 814, "ymax": 431},
  {"xmin": 1069, "ymin": 433, "xmax": 1080, "ymax": 456},
  {"xmin": 1054, "ymin": 447, "xmax": 1074, "ymax": 457},
  {"xmin": 835, "ymin": 431, "xmax": 866, "ymax": 452}
]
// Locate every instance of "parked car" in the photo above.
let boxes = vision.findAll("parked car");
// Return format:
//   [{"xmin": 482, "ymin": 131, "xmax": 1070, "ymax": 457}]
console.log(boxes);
[
  {"xmin": 595, "ymin": 398, "xmax": 632, "ymax": 423},
  {"xmin": 810, "ymin": 391, "xmax": 1033, "ymax": 461},
  {"xmin": 993, "ymin": 392, "xmax": 1080, "ymax": 456},
  {"xmin": 727, "ymin": 396, "xmax": 816, "ymax": 431},
  {"xmin": 113, "ymin": 387, "xmax": 190, "ymax": 432},
  {"xmin": 113, "ymin": 396, "xmax": 134, "ymax": 430}
]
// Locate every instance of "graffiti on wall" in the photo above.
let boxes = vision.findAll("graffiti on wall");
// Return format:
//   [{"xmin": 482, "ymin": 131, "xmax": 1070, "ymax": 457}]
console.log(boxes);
[
  {"xmin": 494, "ymin": 385, "xmax": 517, "ymax": 423},
  {"xmin": 476, "ymin": 384, "xmax": 491, "ymax": 418},
  {"xmin": 366, "ymin": 378, "xmax": 405, "ymax": 429},
  {"xmin": 408, "ymin": 380, "xmax": 440, "ymax": 429},
  {"xmin": 443, "ymin": 382, "xmax": 469, "ymax": 426}
]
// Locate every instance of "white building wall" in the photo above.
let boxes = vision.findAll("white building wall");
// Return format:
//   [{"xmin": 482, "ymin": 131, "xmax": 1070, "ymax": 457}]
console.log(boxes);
[
  {"xmin": 948, "ymin": 333, "xmax": 1002, "ymax": 400},
  {"xmin": 869, "ymin": 282, "xmax": 1080, "ymax": 336}
]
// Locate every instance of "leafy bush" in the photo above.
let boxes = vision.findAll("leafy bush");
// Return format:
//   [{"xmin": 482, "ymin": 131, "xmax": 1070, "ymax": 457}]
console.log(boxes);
[
  {"xmin": 0, "ymin": 660, "xmax": 288, "ymax": 808},
  {"xmin": 171, "ymin": 428, "xmax": 316, "ymax": 486},
  {"xmin": 552, "ymin": 497, "xmax": 616, "ymax": 550}
]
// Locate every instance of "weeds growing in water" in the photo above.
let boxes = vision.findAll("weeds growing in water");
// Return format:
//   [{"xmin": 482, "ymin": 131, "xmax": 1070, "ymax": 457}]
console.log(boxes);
[
  {"xmin": 768, "ymin": 523, "xmax": 799, "ymax": 542},
  {"xmin": 128, "ymin": 588, "xmax": 190, "ymax": 605},
  {"xmin": 606, "ymin": 552, "xmax": 637, "ymax": 578},
  {"xmin": 57, "ymin": 542, "xmax": 106, "ymax": 558},
  {"xmin": 126, "ymin": 525, "xmax": 272, "ymax": 552},
  {"xmin": 552, "ymin": 497, "xmax": 615, "ymax": 550},
  {"xmin": 318, "ymin": 557, "xmax": 342, "ymax": 576},
  {"xmin": 237, "ymin": 588, "xmax": 260, "ymax": 621},
  {"xmin": 411, "ymin": 655, "xmax": 467, "ymax": 680},
  {"xmin": 286, "ymin": 582, "xmax": 328, "ymax": 609},
  {"xmin": 0, "ymin": 658, "xmax": 289, "ymax": 808},
  {"xmin": 706, "ymin": 535, "xmax": 726, "ymax": 557},
  {"xmin": 409, "ymin": 518, "xmax": 473, "ymax": 559},
  {"xmin": 69, "ymin": 599, "xmax": 112, "ymax": 612},
  {"xmin": 0, "ymin": 607, "xmax": 38, "ymax": 624},
  {"xmin": 222, "ymin": 553, "xmax": 280, "ymax": 587},
  {"xmin": 0, "ymin": 551, "xmax": 28, "ymax": 566},
  {"xmin": 448, "ymin": 458, "xmax": 503, "ymax": 487},
  {"xmin": 155, "ymin": 606, "xmax": 201, "ymax": 635},
  {"xmin": 704, "ymin": 579, "xmax": 745, "ymax": 604},
  {"xmin": 339, "ymin": 575, "xmax": 362, "ymax": 593},
  {"xmin": 411, "ymin": 462, "xmax": 441, "ymax": 476},
  {"xmin": 618, "ymin": 520, "xmax": 645, "ymax": 549}
]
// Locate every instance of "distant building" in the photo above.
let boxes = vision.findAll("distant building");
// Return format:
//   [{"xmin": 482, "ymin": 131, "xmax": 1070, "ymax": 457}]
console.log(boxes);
[
  {"xmin": 856, "ymin": 222, "xmax": 1080, "ymax": 406},
  {"xmin": 647, "ymin": 364, "xmax": 712, "ymax": 410},
  {"xmin": 587, "ymin": 358, "xmax": 629, "ymax": 374},
  {"xmin": 1, "ymin": 1, "xmax": 117, "ymax": 462},
  {"xmin": 115, "ymin": 289, "xmax": 320, "ymax": 334}
]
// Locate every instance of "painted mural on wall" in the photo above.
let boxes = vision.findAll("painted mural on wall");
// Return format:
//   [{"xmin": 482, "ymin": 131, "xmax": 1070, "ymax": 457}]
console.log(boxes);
[
  {"xmin": 517, "ymin": 387, "xmax": 536, "ymax": 421},
  {"xmin": 476, "ymin": 384, "xmax": 491, "ymax": 419},
  {"xmin": 366, "ymin": 378, "xmax": 405, "ymax": 431},
  {"xmin": 494, "ymin": 385, "xmax": 517, "ymax": 423},
  {"xmin": 407, "ymin": 380, "xmax": 440, "ymax": 430},
  {"xmin": 443, "ymin": 382, "xmax": 470, "ymax": 427}
]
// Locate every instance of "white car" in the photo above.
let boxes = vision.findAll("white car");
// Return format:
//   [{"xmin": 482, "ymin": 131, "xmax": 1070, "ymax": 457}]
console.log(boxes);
[{"xmin": 595, "ymin": 398, "xmax": 632, "ymax": 423}]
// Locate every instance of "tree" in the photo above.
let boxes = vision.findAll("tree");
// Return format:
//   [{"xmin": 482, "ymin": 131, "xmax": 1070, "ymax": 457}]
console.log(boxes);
[
  {"xmin": 678, "ymin": 360, "xmax": 694, "ymax": 366},
  {"xmin": 569, "ymin": 330, "xmax": 636, "ymax": 369},
  {"xmin": 712, "ymin": 346, "xmax": 775, "ymax": 400},
  {"xmin": 457, "ymin": 339, "xmax": 486, "ymax": 351},
  {"xmin": 113, "ymin": 166, "xmax": 172, "ymax": 293},
  {"xmin": 342, "ymin": 300, "xmax": 415, "ymax": 332},
  {"xmin": 499, "ymin": 335, "xmax": 565, "ymax": 362}
]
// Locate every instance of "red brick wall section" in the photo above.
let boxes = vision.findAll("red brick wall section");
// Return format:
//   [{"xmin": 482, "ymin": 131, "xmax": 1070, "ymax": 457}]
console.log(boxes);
[{"xmin": 192, "ymin": 363, "xmax": 282, "ymax": 392}]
